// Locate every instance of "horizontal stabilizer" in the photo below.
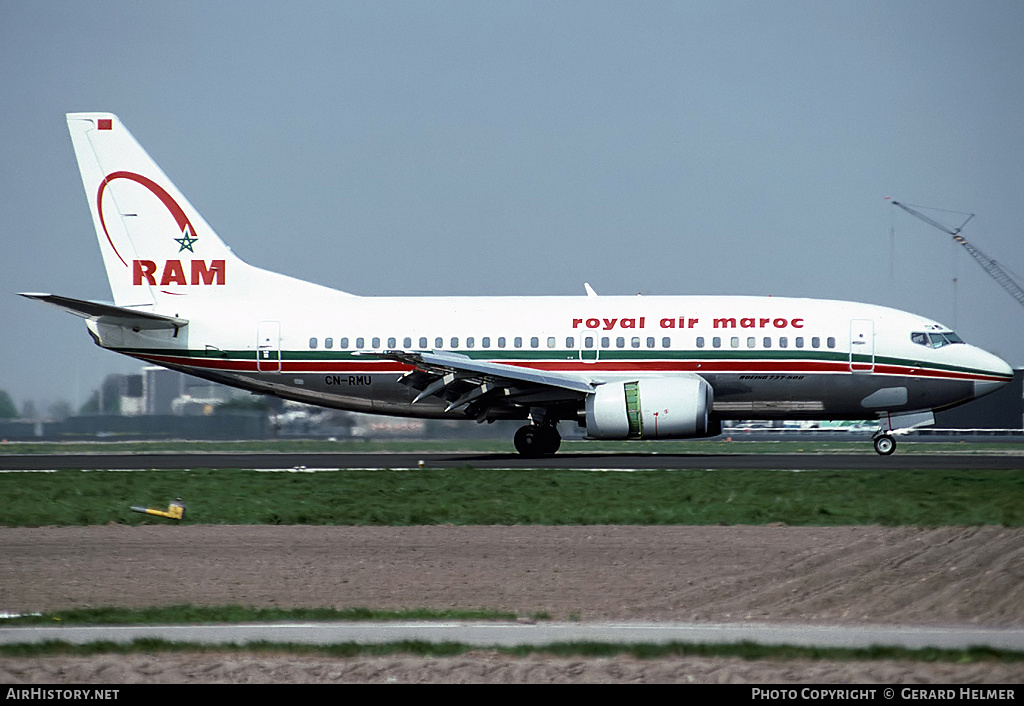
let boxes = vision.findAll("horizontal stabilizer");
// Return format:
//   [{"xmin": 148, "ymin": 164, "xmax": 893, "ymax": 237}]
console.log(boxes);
[{"xmin": 18, "ymin": 293, "xmax": 187, "ymax": 331}]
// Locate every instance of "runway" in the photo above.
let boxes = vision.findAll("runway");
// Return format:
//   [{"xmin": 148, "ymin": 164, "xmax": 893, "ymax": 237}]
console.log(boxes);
[
  {"xmin": 2, "ymin": 621, "xmax": 1022, "ymax": 652},
  {"xmin": 1, "ymin": 450, "xmax": 1022, "ymax": 471}
]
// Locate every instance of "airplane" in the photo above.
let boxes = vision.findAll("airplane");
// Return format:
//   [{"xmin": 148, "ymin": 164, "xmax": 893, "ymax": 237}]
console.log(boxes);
[{"xmin": 20, "ymin": 113, "xmax": 1015, "ymax": 456}]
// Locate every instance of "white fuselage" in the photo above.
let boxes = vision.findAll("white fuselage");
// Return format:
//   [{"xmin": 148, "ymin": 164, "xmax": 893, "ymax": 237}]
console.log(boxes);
[{"xmin": 94, "ymin": 289, "xmax": 1011, "ymax": 424}]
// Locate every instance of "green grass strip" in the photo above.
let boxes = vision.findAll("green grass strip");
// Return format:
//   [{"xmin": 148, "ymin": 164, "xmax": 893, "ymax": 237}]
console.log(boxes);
[
  {"xmin": 2, "ymin": 467, "xmax": 1022, "ymax": 526},
  {"xmin": 1, "ymin": 639, "xmax": 1020, "ymax": 663},
  {"xmin": 0, "ymin": 605, "xmax": 528, "ymax": 626}
]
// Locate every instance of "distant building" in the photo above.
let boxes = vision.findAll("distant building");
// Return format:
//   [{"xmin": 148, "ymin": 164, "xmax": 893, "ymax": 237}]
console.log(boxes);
[
  {"xmin": 141, "ymin": 366, "xmax": 237, "ymax": 416},
  {"xmin": 121, "ymin": 374, "xmax": 144, "ymax": 416}
]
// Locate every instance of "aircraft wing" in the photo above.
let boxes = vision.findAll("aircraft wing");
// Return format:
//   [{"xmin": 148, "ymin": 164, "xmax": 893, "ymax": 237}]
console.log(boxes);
[
  {"xmin": 18, "ymin": 293, "xmax": 188, "ymax": 331},
  {"xmin": 365, "ymin": 349, "xmax": 596, "ymax": 415}
]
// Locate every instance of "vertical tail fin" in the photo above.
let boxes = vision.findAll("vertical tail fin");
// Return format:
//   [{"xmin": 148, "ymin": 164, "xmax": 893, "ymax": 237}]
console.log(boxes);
[{"xmin": 66, "ymin": 113, "xmax": 250, "ymax": 308}]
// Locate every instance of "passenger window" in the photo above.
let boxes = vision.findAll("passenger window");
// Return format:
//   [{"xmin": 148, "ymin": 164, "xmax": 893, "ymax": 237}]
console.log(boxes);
[
  {"xmin": 763, "ymin": 337, "xmax": 771, "ymax": 348},
  {"xmin": 747, "ymin": 337, "xmax": 756, "ymax": 348},
  {"xmin": 309, "ymin": 337, "xmax": 318, "ymax": 349},
  {"xmin": 482, "ymin": 337, "xmax": 491, "ymax": 348},
  {"xmin": 451, "ymin": 337, "xmax": 459, "ymax": 348},
  {"xmin": 779, "ymin": 337, "xmax": 788, "ymax": 348},
  {"xmin": 340, "ymin": 337, "xmax": 349, "ymax": 348},
  {"xmin": 419, "ymin": 337, "xmax": 427, "ymax": 349},
  {"xmin": 547, "ymin": 336, "xmax": 556, "ymax": 348},
  {"xmin": 584, "ymin": 336, "xmax": 594, "ymax": 347},
  {"xmin": 387, "ymin": 337, "xmax": 397, "ymax": 348},
  {"xmin": 646, "ymin": 337, "xmax": 655, "ymax": 348},
  {"xmin": 514, "ymin": 337, "xmax": 523, "ymax": 348},
  {"xmin": 466, "ymin": 337, "xmax": 475, "ymax": 348},
  {"xmin": 713, "ymin": 337, "xmax": 721, "ymax": 348},
  {"xmin": 434, "ymin": 337, "xmax": 443, "ymax": 349},
  {"xmin": 730, "ymin": 337, "xmax": 739, "ymax": 348},
  {"xmin": 530, "ymin": 337, "xmax": 539, "ymax": 348},
  {"xmin": 795, "ymin": 337, "xmax": 804, "ymax": 348},
  {"xmin": 498, "ymin": 337, "xmax": 506, "ymax": 348},
  {"xmin": 356, "ymin": 337, "xmax": 365, "ymax": 348},
  {"xmin": 827, "ymin": 337, "xmax": 836, "ymax": 349},
  {"xmin": 616, "ymin": 337, "xmax": 625, "ymax": 348},
  {"xmin": 696, "ymin": 337, "xmax": 705, "ymax": 348},
  {"xmin": 662, "ymin": 337, "xmax": 671, "ymax": 348},
  {"xmin": 811, "ymin": 337, "xmax": 820, "ymax": 349},
  {"xmin": 324, "ymin": 337, "xmax": 333, "ymax": 349},
  {"xmin": 565, "ymin": 336, "xmax": 574, "ymax": 348},
  {"xmin": 403, "ymin": 337, "xmax": 412, "ymax": 348},
  {"xmin": 372, "ymin": 337, "xmax": 380, "ymax": 348},
  {"xmin": 601, "ymin": 336, "xmax": 610, "ymax": 348},
  {"xmin": 631, "ymin": 337, "xmax": 641, "ymax": 348}
]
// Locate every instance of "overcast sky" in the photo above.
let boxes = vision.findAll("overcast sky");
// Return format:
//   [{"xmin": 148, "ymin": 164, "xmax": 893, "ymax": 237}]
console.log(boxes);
[{"xmin": 2, "ymin": 0, "xmax": 1022, "ymax": 413}]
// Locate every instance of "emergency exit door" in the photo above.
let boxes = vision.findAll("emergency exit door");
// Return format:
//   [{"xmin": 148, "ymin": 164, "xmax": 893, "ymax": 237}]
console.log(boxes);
[
  {"xmin": 257, "ymin": 321, "xmax": 281, "ymax": 372},
  {"xmin": 849, "ymin": 319, "xmax": 875, "ymax": 373}
]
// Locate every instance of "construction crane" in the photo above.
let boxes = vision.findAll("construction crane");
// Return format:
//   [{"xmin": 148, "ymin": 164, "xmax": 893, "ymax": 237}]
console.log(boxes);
[{"xmin": 890, "ymin": 200, "xmax": 1024, "ymax": 308}]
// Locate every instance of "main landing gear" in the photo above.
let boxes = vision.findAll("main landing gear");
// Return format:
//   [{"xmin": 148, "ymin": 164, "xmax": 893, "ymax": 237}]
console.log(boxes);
[
  {"xmin": 514, "ymin": 424, "xmax": 561, "ymax": 457},
  {"xmin": 872, "ymin": 432, "xmax": 896, "ymax": 456}
]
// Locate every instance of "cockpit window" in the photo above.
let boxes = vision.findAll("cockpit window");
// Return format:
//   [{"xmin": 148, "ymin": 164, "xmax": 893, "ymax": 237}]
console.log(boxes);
[{"xmin": 911, "ymin": 331, "xmax": 964, "ymax": 348}]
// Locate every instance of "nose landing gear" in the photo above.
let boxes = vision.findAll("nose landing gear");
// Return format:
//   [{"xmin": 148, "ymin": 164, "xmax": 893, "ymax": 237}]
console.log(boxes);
[
  {"xmin": 872, "ymin": 432, "xmax": 896, "ymax": 455},
  {"xmin": 514, "ymin": 424, "xmax": 561, "ymax": 457}
]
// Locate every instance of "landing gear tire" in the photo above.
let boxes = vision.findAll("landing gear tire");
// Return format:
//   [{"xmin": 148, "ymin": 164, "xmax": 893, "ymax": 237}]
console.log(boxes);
[
  {"xmin": 514, "ymin": 424, "xmax": 561, "ymax": 457},
  {"xmin": 538, "ymin": 425, "xmax": 561, "ymax": 455},
  {"xmin": 873, "ymin": 434, "xmax": 896, "ymax": 456}
]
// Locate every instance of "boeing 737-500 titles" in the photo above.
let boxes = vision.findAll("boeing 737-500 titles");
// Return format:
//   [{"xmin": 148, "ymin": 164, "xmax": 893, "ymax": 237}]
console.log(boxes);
[{"xmin": 21, "ymin": 114, "xmax": 1014, "ymax": 455}]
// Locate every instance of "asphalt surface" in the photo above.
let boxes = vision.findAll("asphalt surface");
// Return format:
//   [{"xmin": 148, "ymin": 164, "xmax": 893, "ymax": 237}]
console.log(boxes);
[
  {"xmin": 1, "ymin": 450, "xmax": 1022, "ymax": 471},
  {"xmin": 2, "ymin": 621, "xmax": 1022, "ymax": 651}
]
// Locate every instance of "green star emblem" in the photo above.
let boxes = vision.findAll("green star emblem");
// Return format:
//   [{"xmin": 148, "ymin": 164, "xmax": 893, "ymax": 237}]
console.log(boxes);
[{"xmin": 174, "ymin": 224, "xmax": 198, "ymax": 253}]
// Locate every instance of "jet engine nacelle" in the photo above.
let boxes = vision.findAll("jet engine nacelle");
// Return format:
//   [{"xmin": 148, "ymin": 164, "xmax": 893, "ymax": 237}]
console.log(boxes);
[{"xmin": 585, "ymin": 376, "xmax": 715, "ymax": 439}]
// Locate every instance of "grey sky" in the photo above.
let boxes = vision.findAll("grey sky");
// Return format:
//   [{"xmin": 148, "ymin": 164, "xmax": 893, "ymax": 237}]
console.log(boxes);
[{"xmin": 2, "ymin": 1, "xmax": 1022, "ymax": 412}]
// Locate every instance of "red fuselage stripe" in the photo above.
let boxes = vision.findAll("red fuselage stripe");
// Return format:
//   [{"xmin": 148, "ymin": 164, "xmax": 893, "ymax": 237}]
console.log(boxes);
[{"xmin": 134, "ymin": 353, "xmax": 1010, "ymax": 383}]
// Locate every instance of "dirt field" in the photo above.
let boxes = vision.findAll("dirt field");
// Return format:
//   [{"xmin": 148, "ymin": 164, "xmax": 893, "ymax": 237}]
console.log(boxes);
[{"xmin": 2, "ymin": 524, "xmax": 1023, "ymax": 683}]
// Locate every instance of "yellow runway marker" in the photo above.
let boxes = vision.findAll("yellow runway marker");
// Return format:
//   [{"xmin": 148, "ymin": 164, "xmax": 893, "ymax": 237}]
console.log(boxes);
[{"xmin": 131, "ymin": 498, "xmax": 186, "ymax": 520}]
